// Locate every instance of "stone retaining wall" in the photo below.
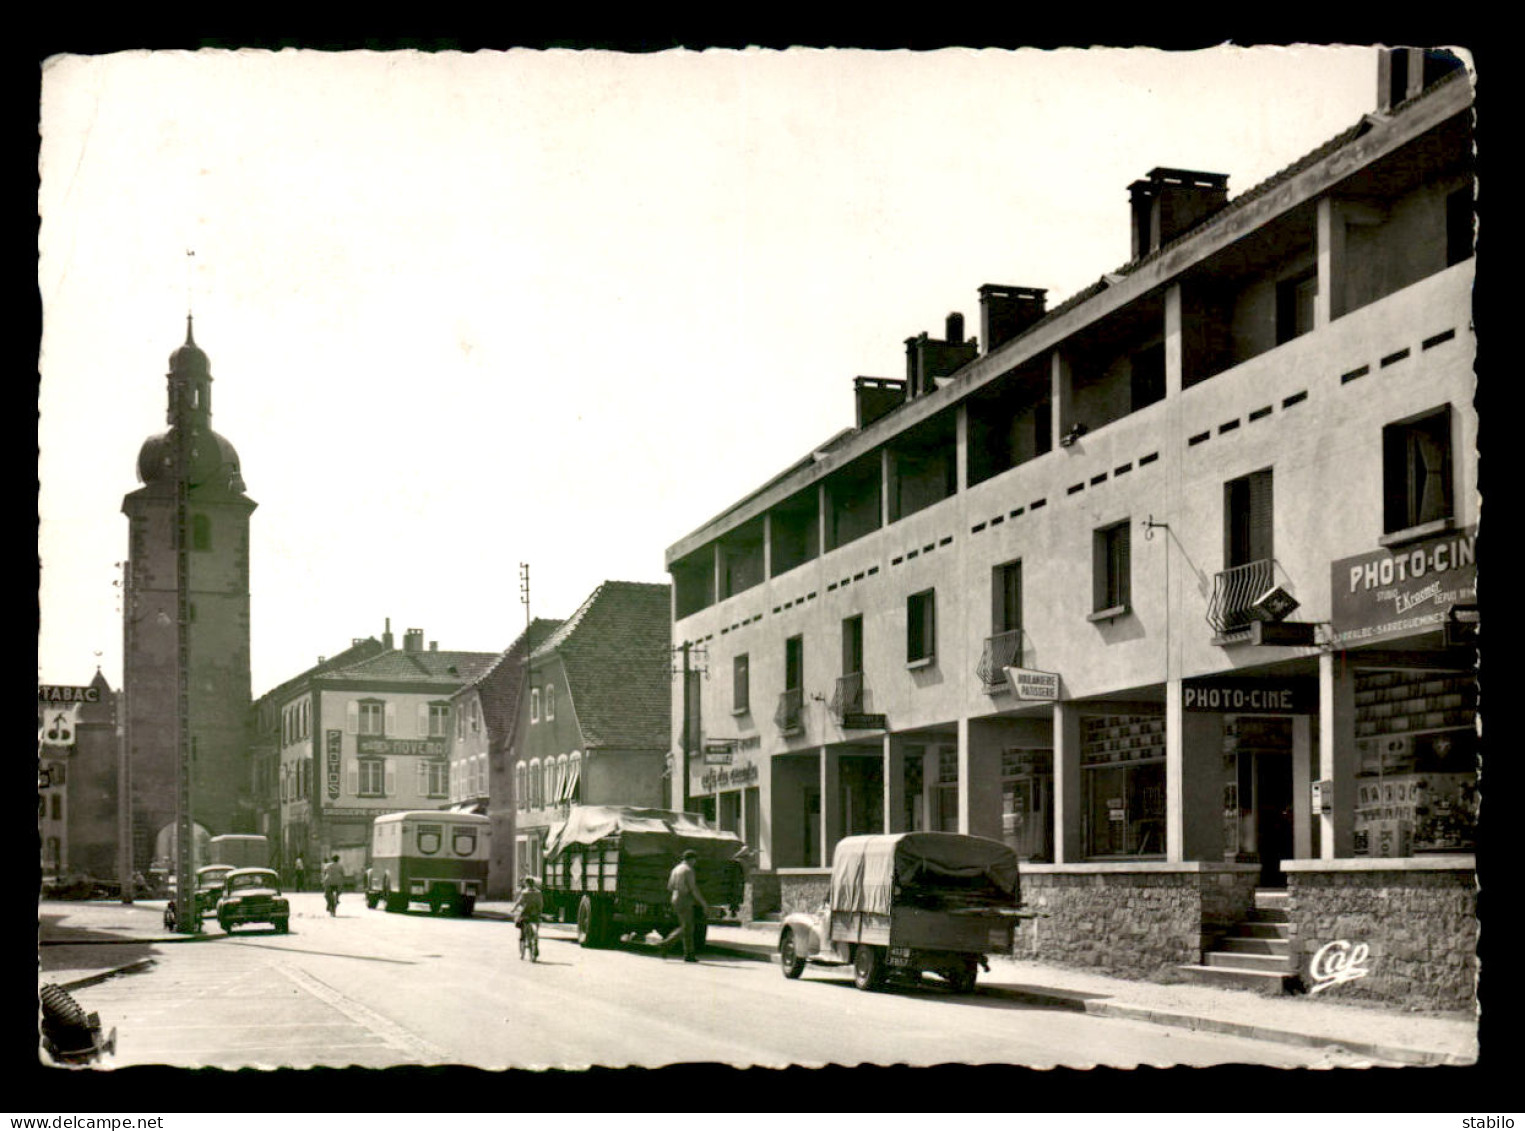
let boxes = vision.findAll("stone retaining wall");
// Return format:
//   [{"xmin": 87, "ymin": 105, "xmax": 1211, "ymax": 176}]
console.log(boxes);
[
  {"xmin": 1016, "ymin": 867, "xmax": 1260, "ymax": 978},
  {"xmin": 741, "ymin": 872, "xmax": 781, "ymax": 922},
  {"xmin": 777, "ymin": 872, "xmax": 830, "ymax": 917},
  {"xmin": 1285, "ymin": 865, "xmax": 1477, "ymax": 1010}
]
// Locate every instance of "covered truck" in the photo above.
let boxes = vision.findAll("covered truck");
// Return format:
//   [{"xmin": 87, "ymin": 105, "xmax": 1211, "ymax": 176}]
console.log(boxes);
[
  {"xmin": 779, "ymin": 832, "xmax": 1024, "ymax": 993},
  {"xmin": 208, "ymin": 834, "xmax": 270, "ymax": 869},
  {"xmin": 541, "ymin": 805, "xmax": 748, "ymax": 950}
]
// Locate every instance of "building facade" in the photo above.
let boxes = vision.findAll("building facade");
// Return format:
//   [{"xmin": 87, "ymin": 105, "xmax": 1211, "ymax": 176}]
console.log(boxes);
[
  {"xmin": 256, "ymin": 622, "xmax": 496, "ymax": 882},
  {"xmin": 510, "ymin": 582, "xmax": 671, "ymax": 882},
  {"xmin": 37, "ymin": 672, "xmax": 118, "ymax": 880},
  {"xmin": 121, "ymin": 319, "xmax": 257, "ymax": 872},
  {"xmin": 448, "ymin": 617, "xmax": 562, "ymax": 898},
  {"xmin": 665, "ymin": 54, "xmax": 1477, "ymax": 1009}
]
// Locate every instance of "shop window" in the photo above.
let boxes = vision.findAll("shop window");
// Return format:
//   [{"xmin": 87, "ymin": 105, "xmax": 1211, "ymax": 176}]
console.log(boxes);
[
  {"xmin": 1352, "ymin": 669, "xmax": 1477, "ymax": 857},
  {"xmin": 1000, "ymin": 749, "xmax": 1053, "ymax": 861},
  {"xmin": 733, "ymin": 654, "xmax": 750, "ymax": 715},
  {"xmin": 1092, "ymin": 521, "xmax": 1131, "ymax": 616},
  {"xmin": 907, "ymin": 590, "xmax": 937, "ymax": 665},
  {"xmin": 934, "ymin": 749, "xmax": 959, "ymax": 832},
  {"xmin": 1383, "ymin": 407, "xmax": 1453, "ymax": 535},
  {"xmin": 1080, "ymin": 714, "xmax": 1166, "ymax": 857},
  {"xmin": 1275, "ymin": 268, "xmax": 1318, "ymax": 345}
]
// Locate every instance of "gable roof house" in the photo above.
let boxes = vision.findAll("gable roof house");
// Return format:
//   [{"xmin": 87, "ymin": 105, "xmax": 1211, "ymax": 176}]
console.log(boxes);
[{"xmin": 510, "ymin": 581, "xmax": 672, "ymax": 877}]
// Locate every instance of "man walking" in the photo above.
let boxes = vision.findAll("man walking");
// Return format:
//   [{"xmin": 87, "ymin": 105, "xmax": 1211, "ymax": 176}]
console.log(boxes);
[
  {"xmin": 322, "ymin": 854, "xmax": 344, "ymax": 916},
  {"xmin": 660, "ymin": 849, "xmax": 709, "ymax": 963},
  {"xmin": 293, "ymin": 855, "xmax": 306, "ymax": 892}
]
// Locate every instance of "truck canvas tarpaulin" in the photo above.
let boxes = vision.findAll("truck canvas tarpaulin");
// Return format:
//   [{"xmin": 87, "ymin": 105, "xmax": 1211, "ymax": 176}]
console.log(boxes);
[
  {"xmin": 830, "ymin": 832, "xmax": 1021, "ymax": 917},
  {"xmin": 543, "ymin": 805, "xmax": 750, "ymax": 864}
]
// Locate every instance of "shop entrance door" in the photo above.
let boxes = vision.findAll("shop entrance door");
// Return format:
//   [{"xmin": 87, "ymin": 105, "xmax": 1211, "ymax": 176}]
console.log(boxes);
[{"xmin": 1254, "ymin": 749, "xmax": 1293, "ymax": 887}]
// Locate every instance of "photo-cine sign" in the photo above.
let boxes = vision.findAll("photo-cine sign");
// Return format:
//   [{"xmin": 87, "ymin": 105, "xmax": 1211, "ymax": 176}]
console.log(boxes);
[{"xmin": 1005, "ymin": 667, "xmax": 1060, "ymax": 701}]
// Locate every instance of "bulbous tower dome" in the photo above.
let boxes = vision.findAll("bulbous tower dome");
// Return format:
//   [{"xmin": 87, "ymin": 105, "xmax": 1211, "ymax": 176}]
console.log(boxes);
[{"xmin": 135, "ymin": 316, "xmax": 248, "ymax": 494}]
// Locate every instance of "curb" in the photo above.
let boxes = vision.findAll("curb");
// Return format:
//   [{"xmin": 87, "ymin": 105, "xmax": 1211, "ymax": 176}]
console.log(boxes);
[
  {"xmin": 47, "ymin": 958, "xmax": 154, "ymax": 993},
  {"xmin": 714, "ymin": 936, "xmax": 1469, "ymax": 1067}
]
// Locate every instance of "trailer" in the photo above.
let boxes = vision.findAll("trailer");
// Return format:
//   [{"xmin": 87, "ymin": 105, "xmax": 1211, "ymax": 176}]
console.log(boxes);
[
  {"xmin": 541, "ymin": 805, "xmax": 748, "ymax": 950},
  {"xmin": 208, "ymin": 834, "xmax": 270, "ymax": 870}
]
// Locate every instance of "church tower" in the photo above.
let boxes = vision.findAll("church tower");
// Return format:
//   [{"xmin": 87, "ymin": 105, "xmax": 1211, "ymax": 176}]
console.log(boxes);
[{"xmin": 121, "ymin": 318, "xmax": 257, "ymax": 871}]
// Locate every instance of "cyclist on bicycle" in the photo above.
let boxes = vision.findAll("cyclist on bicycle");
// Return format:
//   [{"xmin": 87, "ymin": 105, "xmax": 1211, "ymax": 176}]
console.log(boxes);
[
  {"xmin": 513, "ymin": 876, "xmax": 543, "ymax": 959},
  {"xmin": 322, "ymin": 854, "xmax": 344, "ymax": 916}
]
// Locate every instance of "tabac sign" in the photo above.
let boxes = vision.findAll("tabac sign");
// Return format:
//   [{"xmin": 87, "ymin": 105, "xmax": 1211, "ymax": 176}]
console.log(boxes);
[{"xmin": 1330, "ymin": 526, "xmax": 1476, "ymax": 647}]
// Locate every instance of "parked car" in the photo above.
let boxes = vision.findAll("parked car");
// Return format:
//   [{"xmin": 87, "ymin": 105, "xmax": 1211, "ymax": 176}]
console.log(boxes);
[
  {"xmin": 779, "ymin": 832, "xmax": 1025, "ymax": 994},
  {"xmin": 216, "ymin": 867, "xmax": 290, "ymax": 934},
  {"xmin": 163, "ymin": 864, "xmax": 236, "ymax": 928}
]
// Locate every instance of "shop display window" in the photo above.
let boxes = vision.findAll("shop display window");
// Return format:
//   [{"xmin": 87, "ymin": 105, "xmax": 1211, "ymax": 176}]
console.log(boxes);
[
  {"xmin": 1352, "ymin": 669, "xmax": 1477, "ymax": 857},
  {"xmin": 1080, "ymin": 714, "xmax": 1166, "ymax": 857},
  {"xmin": 1000, "ymin": 748, "xmax": 1053, "ymax": 861}
]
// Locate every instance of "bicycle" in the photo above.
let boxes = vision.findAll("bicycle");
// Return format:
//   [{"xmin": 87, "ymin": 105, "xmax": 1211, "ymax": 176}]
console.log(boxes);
[
  {"xmin": 518, "ymin": 918, "xmax": 539, "ymax": 962},
  {"xmin": 325, "ymin": 886, "xmax": 339, "ymax": 917}
]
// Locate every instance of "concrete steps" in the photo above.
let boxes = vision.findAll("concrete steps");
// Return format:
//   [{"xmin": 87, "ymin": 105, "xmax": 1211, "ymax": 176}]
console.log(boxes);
[{"xmin": 1178, "ymin": 888, "xmax": 1301, "ymax": 994}]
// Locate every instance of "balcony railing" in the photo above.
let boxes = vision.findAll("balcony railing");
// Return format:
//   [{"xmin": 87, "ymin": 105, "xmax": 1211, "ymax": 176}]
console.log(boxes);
[
  {"xmin": 1207, "ymin": 559, "xmax": 1277, "ymax": 635},
  {"xmin": 975, "ymin": 629, "xmax": 1026, "ymax": 692},
  {"xmin": 775, "ymin": 687, "xmax": 804, "ymax": 734},
  {"xmin": 829, "ymin": 672, "xmax": 865, "ymax": 721}
]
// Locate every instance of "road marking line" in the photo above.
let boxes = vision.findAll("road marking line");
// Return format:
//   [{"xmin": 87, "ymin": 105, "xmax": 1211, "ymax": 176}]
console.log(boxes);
[{"xmin": 277, "ymin": 963, "xmax": 449, "ymax": 1063}]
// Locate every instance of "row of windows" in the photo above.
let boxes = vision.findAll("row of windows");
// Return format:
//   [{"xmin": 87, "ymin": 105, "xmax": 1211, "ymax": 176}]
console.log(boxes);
[
  {"xmin": 282, "ymin": 699, "xmax": 311, "ymax": 747},
  {"xmin": 455, "ymin": 697, "xmax": 482, "ymax": 740},
  {"xmin": 515, "ymin": 752, "xmax": 580, "ymax": 809},
  {"xmin": 719, "ymin": 403, "xmax": 1460, "ymax": 715},
  {"xmin": 348, "ymin": 699, "xmax": 452, "ymax": 738},
  {"xmin": 278, "ymin": 756, "xmax": 448, "ymax": 801}
]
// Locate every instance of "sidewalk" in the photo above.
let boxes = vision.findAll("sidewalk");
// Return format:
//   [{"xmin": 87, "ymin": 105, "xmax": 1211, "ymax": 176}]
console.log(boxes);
[
  {"xmin": 699, "ymin": 918, "xmax": 1478, "ymax": 1068},
  {"xmin": 41, "ymin": 899, "xmax": 1478, "ymax": 1067}
]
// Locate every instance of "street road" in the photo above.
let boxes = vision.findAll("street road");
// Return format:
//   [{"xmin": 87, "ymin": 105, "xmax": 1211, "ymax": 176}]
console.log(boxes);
[{"xmin": 60, "ymin": 895, "xmax": 1370, "ymax": 1070}]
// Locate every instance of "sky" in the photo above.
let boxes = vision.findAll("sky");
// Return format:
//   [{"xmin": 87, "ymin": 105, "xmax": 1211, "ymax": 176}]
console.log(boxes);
[{"xmin": 38, "ymin": 45, "xmax": 1387, "ymax": 697}]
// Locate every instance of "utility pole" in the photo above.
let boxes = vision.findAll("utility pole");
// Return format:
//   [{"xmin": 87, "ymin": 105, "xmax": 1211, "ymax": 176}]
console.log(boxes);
[{"xmin": 672, "ymin": 641, "xmax": 707, "ymax": 815}]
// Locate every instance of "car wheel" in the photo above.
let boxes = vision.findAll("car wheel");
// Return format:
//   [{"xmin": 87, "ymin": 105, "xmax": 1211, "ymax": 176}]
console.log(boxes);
[
  {"xmin": 852, "ymin": 944, "xmax": 885, "ymax": 992},
  {"xmin": 948, "ymin": 961, "xmax": 978, "ymax": 994},
  {"xmin": 219, "ymin": 916, "xmax": 233, "ymax": 935},
  {"xmin": 275, "ymin": 919, "xmax": 289, "ymax": 934},
  {"xmin": 780, "ymin": 929, "xmax": 806, "ymax": 979}
]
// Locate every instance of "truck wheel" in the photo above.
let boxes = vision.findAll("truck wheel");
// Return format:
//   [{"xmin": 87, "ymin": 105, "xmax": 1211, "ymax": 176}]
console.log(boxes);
[
  {"xmin": 780, "ymin": 929, "xmax": 806, "ymax": 979},
  {"xmin": 384, "ymin": 892, "xmax": 407, "ymax": 913},
  {"xmin": 852, "ymin": 944, "xmax": 885, "ymax": 991},
  {"xmin": 949, "ymin": 961, "xmax": 978, "ymax": 994},
  {"xmin": 576, "ymin": 896, "xmax": 600, "ymax": 948},
  {"xmin": 458, "ymin": 896, "xmax": 476, "ymax": 918}
]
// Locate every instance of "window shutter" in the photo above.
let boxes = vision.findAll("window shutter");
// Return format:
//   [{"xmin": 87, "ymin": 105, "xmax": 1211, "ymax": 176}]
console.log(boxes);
[
  {"xmin": 1249, "ymin": 470, "xmax": 1274, "ymax": 563},
  {"xmin": 417, "ymin": 760, "xmax": 428, "ymax": 793},
  {"xmin": 346, "ymin": 759, "xmax": 359, "ymax": 796},
  {"xmin": 384, "ymin": 760, "xmax": 396, "ymax": 796},
  {"xmin": 346, "ymin": 700, "xmax": 358, "ymax": 734},
  {"xmin": 418, "ymin": 702, "xmax": 429, "ymax": 736},
  {"xmin": 384, "ymin": 701, "xmax": 396, "ymax": 735}
]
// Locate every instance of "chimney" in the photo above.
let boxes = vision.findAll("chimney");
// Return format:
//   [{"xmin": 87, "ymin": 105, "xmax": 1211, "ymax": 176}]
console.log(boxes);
[
  {"xmin": 904, "ymin": 315, "xmax": 979, "ymax": 399},
  {"xmin": 854, "ymin": 376, "xmax": 907, "ymax": 428},
  {"xmin": 1377, "ymin": 47, "xmax": 1464, "ymax": 113},
  {"xmin": 1129, "ymin": 168, "xmax": 1229, "ymax": 260},
  {"xmin": 979, "ymin": 285, "xmax": 1048, "ymax": 354},
  {"xmin": 382, "ymin": 617, "xmax": 394, "ymax": 650},
  {"xmin": 430, "ymin": 641, "xmax": 438, "ymax": 652},
  {"xmin": 404, "ymin": 628, "xmax": 424, "ymax": 653}
]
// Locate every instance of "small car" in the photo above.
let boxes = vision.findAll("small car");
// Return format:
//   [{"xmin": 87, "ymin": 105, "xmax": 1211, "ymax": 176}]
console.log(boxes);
[
  {"xmin": 216, "ymin": 867, "xmax": 290, "ymax": 934},
  {"xmin": 163, "ymin": 864, "xmax": 236, "ymax": 928}
]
